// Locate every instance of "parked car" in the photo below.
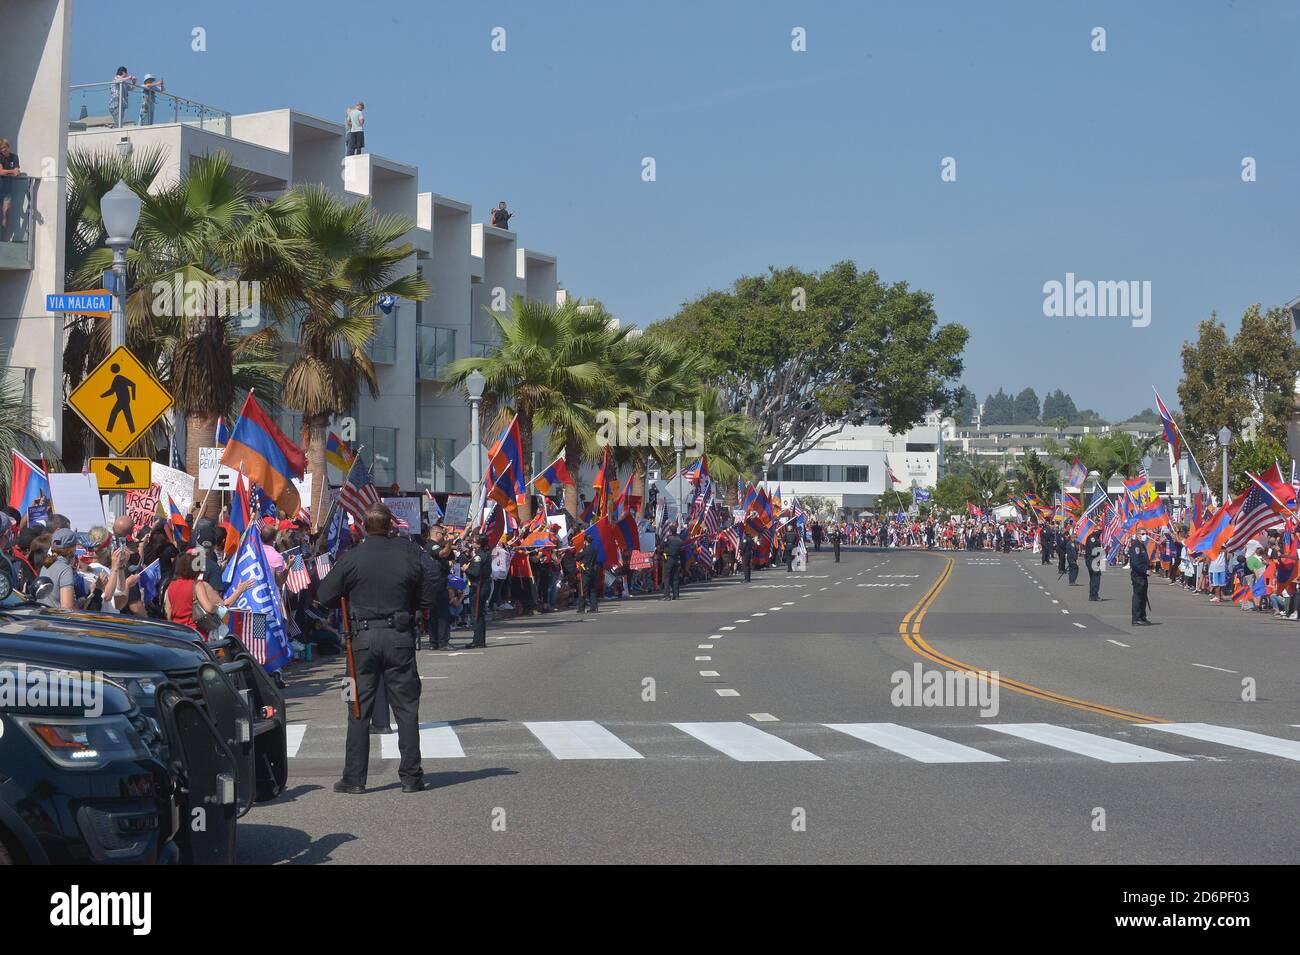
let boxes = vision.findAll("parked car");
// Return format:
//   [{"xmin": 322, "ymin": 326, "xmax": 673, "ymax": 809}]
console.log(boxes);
[{"xmin": 0, "ymin": 555, "xmax": 288, "ymax": 863}]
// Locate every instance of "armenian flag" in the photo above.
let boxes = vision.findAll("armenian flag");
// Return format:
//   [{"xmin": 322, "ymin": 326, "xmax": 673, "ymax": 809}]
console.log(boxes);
[
  {"xmin": 1152, "ymin": 389, "xmax": 1181, "ymax": 464},
  {"xmin": 487, "ymin": 414, "xmax": 527, "ymax": 506},
  {"xmin": 214, "ymin": 416, "xmax": 231, "ymax": 448},
  {"xmin": 223, "ymin": 469, "xmax": 253, "ymax": 557},
  {"xmin": 571, "ymin": 516, "xmax": 621, "ymax": 568},
  {"xmin": 1183, "ymin": 500, "xmax": 1237, "ymax": 560},
  {"xmin": 591, "ymin": 446, "xmax": 616, "ymax": 517},
  {"xmin": 530, "ymin": 454, "xmax": 574, "ymax": 496},
  {"xmin": 220, "ymin": 391, "xmax": 307, "ymax": 515},
  {"xmin": 484, "ymin": 464, "xmax": 518, "ymax": 522}
]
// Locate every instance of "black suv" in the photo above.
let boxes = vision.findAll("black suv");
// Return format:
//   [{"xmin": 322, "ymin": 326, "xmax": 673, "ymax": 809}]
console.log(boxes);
[{"xmin": 0, "ymin": 561, "xmax": 289, "ymax": 864}]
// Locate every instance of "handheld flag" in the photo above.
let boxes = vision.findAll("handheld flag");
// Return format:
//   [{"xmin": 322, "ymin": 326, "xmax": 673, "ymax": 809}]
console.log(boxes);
[
  {"xmin": 224, "ymin": 528, "xmax": 293, "ymax": 673},
  {"xmin": 530, "ymin": 454, "xmax": 574, "ymax": 497},
  {"xmin": 325, "ymin": 431, "xmax": 355, "ymax": 473},
  {"xmin": 220, "ymin": 391, "xmax": 307, "ymax": 515},
  {"xmin": 488, "ymin": 414, "xmax": 528, "ymax": 505},
  {"xmin": 8, "ymin": 449, "xmax": 52, "ymax": 515}
]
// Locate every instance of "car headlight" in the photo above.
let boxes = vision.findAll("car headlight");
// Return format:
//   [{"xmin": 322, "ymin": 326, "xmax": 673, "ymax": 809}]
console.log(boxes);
[
  {"xmin": 13, "ymin": 714, "xmax": 150, "ymax": 770},
  {"xmin": 105, "ymin": 673, "xmax": 162, "ymax": 705}
]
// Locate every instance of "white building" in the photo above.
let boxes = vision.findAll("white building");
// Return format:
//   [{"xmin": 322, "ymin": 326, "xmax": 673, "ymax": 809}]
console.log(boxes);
[
  {"xmin": 765, "ymin": 412, "xmax": 946, "ymax": 514},
  {"xmin": 56, "ymin": 75, "xmax": 568, "ymax": 494},
  {"xmin": 1, "ymin": 0, "xmax": 71, "ymax": 452}
]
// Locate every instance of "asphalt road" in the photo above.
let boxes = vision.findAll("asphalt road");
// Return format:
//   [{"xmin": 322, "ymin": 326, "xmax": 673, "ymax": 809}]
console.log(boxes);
[{"xmin": 238, "ymin": 547, "xmax": 1300, "ymax": 864}]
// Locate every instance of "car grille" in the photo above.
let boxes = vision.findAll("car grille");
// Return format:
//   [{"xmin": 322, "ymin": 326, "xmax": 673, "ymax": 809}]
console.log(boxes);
[
  {"xmin": 127, "ymin": 704, "xmax": 163, "ymax": 761},
  {"xmin": 163, "ymin": 667, "xmax": 204, "ymax": 704}
]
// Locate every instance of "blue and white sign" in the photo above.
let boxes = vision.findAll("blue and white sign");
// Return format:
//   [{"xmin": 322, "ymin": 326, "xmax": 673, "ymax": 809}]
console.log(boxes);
[
  {"xmin": 46, "ymin": 292, "xmax": 112, "ymax": 313},
  {"xmin": 102, "ymin": 270, "xmax": 124, "ymax": 295},
  {"xmin": 913, "ymin": 488, "xmax": 932, "ymax": 503}
]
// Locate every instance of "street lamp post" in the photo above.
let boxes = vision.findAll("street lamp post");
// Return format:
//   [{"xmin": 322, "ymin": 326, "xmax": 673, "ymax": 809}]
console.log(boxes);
[
  {"xmin": 1218, "ymin": 426, "xmax": 1232, "ymax": 504},
  {"xmin": 99, "ymin": 181, "xmax": 141, "ymax": 517},
  {"xmin": 467, "ymin": 370, "xmax": 485, "ymax": 524},
  {"xmin": 674, "ymin": 436, "xmax": 685, "ymax": 529}
]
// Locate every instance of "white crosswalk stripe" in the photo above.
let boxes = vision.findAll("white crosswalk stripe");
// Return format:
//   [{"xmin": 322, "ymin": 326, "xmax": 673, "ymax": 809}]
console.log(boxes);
[
  {"xmin": 671, "ymin": 721, "xmax": 823, "ymax": 761},
  {"xmin": 825, "ymin": 723, "xmax": 1005, "ymax": 763},
  {"xmin": 379, "ymin": 722, "xmax": 465, "ymax": 759},
  {"xmin": 524, "ymin": 721, "xmax": 642, "ymax": 759},
  {"xmin": 1142, "ymin": 723, "xmax": 1300, "ymax": 762},
  {"xmin": 982, "ymin": 723, "xmax": 1189, "ymax": 763},
  {"xmin": 283, "ymin": 719, "xmax": 1300, "ymax": 766}
]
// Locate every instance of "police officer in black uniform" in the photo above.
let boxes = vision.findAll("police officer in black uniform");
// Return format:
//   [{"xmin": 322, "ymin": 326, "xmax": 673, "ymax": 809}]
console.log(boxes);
[
  {"xmin": 811, "ymin": 520, "xmax": 823, "ymax": 553},
  {"xmin": 316, "ymin": 503, "xmax": 434, "ymax": 794},
  {"xmin": 829, "ymin": 523, "xmax": 842, "ymax": 562},
  {"xmin": 1040, "ymin": 523, "xmax": 1054, "ymax": 565},
  {"xmin": 1085, "ymin": 527, "xmax": 1102, "ymax": 601},
  {"xmin": 413, "ymin": 526, "xmax": 447, "ymax": 648},
  {"xmin": 1056, "ymin": 524, "xmax": 1068, "ymax": 575},
  {"xmin": 783, "ymin": 524, "xmax": 799, "ymax": 572},
  {"xmin": 577, "ymin": 535, "xmax": 600, "ymax": 613},
  {"xmin": 739, "ymin": 530, "xmax": 753, "ymax": 582},
  {"xmin": 1128, "ymin": 530, "xmax": 1152, "ymax": 625},
  {"xmin": 426, "ymin": 525, "xmax": 454, "ymax": 650},
  {"xmin": 1065, "ymin": 527, "xmax": 1080, "ymax": 585},
  {"xmin": 466, "ymin": 533, "xmax": 492, "ymax": 648},
  {"xmin": 662, "ymin": 526, "xmax": 684, "ymax": 600}
]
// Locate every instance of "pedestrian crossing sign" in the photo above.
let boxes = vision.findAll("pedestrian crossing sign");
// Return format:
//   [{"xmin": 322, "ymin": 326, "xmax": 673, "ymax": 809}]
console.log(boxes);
[{"xmin": 67, "ymin": 345, "xmax": 174, "ymax": 456}]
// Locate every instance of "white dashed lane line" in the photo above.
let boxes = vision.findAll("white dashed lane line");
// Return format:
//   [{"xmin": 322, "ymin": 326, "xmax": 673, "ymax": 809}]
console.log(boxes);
[
  {"xmin": 1191, "ymin": 663, "xmax": 1239, "ymax": 674},
  {"xmin": 1107, "ymin": 639, "xmax": 1130, "ymax": 648},
  {"xmin": 715, "ymin": 689, "xmax": 740, "ymax": 697}
]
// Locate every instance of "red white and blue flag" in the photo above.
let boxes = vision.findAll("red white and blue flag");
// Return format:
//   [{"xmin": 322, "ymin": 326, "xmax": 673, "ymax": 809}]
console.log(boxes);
[{"xmin": 8, "ymin": 448, "xmax": 51, "ymax": 515}]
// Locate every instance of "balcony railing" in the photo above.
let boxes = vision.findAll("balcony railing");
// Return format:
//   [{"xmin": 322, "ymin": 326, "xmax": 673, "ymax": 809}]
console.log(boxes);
[
  {"xmin": 417, "ymin": 325, "xmax": 456, "ymax": 381},
  {"xmin": 68, "ymin": 82, "xmax": 231, "ymax": 136},
  {"xmin": 366, "ymin": 305, "xmax": 397, "ymax": 364},
  {"xmin": 0, "ymin": 176, "xmax": 35, "ymax": 269}
]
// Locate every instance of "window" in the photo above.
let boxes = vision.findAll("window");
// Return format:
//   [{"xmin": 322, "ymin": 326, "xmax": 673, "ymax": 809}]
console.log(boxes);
[
  {"xmin": 356, "ymin": 425, "xmax": 397, "ymax": 487},
  {"xmin": 367, "ymin": 306, "xmax": 397, "ymax": 363},
  {"xmin": 417, "ymin": 326, "xmax": 457, "ymax": 380},
  {"xmin": 416, "ymin": 437, "xmax": 460, "ymax": 492},
  {"xmin": 845, "ymin": 466, "xmax": 870, "ymax": 483},
  {"xmin": 780, "ymin": 465, "xmax": 828, "ymax": 482}
]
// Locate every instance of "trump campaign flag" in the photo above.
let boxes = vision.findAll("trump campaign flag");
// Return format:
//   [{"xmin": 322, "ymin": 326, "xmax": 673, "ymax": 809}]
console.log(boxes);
[
  {"xmin": 220, "ymin": 391, "xmax": 307, "ymax": 515},
  {"xmin": 224, "ymin": 526, "xmax": 293, "ymax": 673}
]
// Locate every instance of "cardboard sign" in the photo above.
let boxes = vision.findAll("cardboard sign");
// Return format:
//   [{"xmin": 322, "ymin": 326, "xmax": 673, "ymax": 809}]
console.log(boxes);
[
  {"xmin": 126, "ymin": 484, "xmax": 162, "ymax": 533},
  {"xmin": 382, "ymin": 496, "xmax": 423, "ymax": 532},
  {"xmin": 442, "ymin": 494, "xmax": 472, "ymax": 529},
  {"xmin": 629, "ymin": 549, "xmax": 655, "ymax": 570},
  {"xmin": 48, "ymin": 472, "xmax": 106, "ymax": 532},
  {"xmin": 151, "ymin": 461, "xmax": 195, "ymax": 512},
  {"xmin": 544, "ymin": 513, "xmax": 569, "ymax": 543},
  {"xmin": 198, "ymin": 447, "xmax": 238, "ymax": 490}
]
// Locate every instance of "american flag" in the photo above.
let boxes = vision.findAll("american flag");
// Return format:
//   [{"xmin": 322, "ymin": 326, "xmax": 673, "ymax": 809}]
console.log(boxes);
[
  {"xmin": 314, "ymin": 553, "xmax": 333, "ymax": 580},
  {"xmin": 393, "ymin": 513, "xmax": 410, "ymax": 532},
  {"xmin": 228, "ymin": 608, "xmax": 267, "ymax": 663},
  {"xmin": 338, "ymin": 456, "xmax": 381, "ymax": 523},
  {"xmin": 286, "ymin": 553, "xmax": 311, "ymax": 593},
  {"xmin": 886, "ymin": 465, "xmax": 902, "ymax": 485},
  {"xmin": 1224, "ymin": 484, "xmax": 1283, "ymax": 551}
]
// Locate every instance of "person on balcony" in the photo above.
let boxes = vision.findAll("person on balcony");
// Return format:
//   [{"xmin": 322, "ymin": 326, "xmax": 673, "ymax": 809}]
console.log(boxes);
[
  {"xmin": 346, "ymin": 101, "xmax": 365, "ymax": 155},
  {"xmin": 0, "ymin": 139, "xmax": 20, "ymax": 237},
  {"xmin": 138, "ymin": 74, "xmax": 164, "ymax": 126},
  {"xmin": 108, "ymin": 66, "xmax": 137, "ymax": 126},
  {"xmin": 490, "ymin": 201, "xmax": 514, "ymax": 229}
]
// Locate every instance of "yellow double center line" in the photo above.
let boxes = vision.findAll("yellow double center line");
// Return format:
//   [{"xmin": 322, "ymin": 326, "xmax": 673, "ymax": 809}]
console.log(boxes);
[{"xmin": 899, "ymin": 555, "xmax": 1166, "ymax": 724}]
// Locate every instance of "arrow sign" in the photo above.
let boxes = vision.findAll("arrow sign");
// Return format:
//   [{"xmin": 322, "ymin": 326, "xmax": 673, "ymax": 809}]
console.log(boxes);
[{"xmin": 87, "ymin": 457, "xmax": 153, "ymax": 491}]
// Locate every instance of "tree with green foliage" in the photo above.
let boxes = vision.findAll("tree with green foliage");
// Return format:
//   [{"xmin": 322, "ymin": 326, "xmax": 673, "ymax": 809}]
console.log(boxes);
[
  {"xmin": 1178, "ymin": 305, "xmax": 1300, "ymax": 493},
  {"xmin": 1013, "ymin": 388, "xmax": 1041, "ymax": 423},
  {"xmin": 982, "ymin": 388, "xmax": 1014, "ymax": 425},
  {"xmin": 1041, "ymin": 389, "xmax": 1078, "ymax": 424},
  {"xmin": 647, "ymin": 261, "xmax": 968, "ymax": 469}
]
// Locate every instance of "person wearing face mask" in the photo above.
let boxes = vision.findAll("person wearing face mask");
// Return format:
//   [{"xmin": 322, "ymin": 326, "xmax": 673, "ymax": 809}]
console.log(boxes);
[{"xmin": 1128, "ymin": 529, "xmax": 1152, "ymax": 626}]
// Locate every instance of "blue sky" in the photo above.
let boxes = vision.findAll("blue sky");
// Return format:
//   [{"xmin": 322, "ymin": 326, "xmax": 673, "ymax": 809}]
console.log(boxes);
[{"xmin": 71, "ymin": 0, "xmax": 1300, "ymax": 420}]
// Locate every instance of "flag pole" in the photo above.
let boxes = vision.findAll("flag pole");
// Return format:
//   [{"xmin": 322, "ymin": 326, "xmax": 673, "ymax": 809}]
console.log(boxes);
[{"xmin": 1153, "ymin": 386, "xmax": 1208, "ymax": 492}]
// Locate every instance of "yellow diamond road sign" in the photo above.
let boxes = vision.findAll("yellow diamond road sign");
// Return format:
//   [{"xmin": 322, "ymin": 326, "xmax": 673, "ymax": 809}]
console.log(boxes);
[
  {"xmin": 87, "ymin": 457, "xmax": 153, "ymax": 491},
  {"xmin": 68, "ymin": 346, "xmax": 173, "ymax": 456}
]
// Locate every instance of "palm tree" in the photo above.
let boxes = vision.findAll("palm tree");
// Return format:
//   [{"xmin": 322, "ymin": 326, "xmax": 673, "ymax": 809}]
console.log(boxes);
[
  {"xmin": 0, "ymin": 373, "xmax": 61, "ymax": 492},
  {"xmin": 1104, "ymin": 431, "xmax": 1159, "ymax": 479},
  {"xmin": 1010, "ymin": 450, "xmax": 1060, "ymax": 499},
  {"xmin": 444, "ymin": 298, "xmax": 626, "ymax": 518},
  {"xmin": 64, "ymin": 150, "xmax": 302, "ymax": 491},
  {"xmin": 279, "ymin": 185, "xmax": 428, "ymax": 522},
  {"xmin": 969, "ymin": 463, "xmax": 1008, "ymax": 509}
]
